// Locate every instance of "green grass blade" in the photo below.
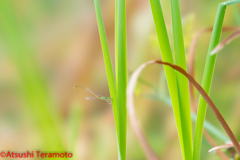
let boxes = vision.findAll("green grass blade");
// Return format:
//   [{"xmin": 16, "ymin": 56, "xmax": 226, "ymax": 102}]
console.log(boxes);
[
  {"xmin": 94, "ymin": 0, "xmax": 126, "ymax": 159},
  {"xmin": 94, "ymin": 0, "xmax": 127, "ymax": 159},
  {"xmin": 224, "ymin": 0, "xmax": 240, "ymax": 6},
  {"xmin": 0, "ymin": 1, "xmax": 66, "ymax": 159},
  {"xmin": 116, "ymin": 0, "xmax": 127, "ymax": 159},
  {"xmin": 193, "ymin": 1, "xmax": 240, "ymax": 159},
  {"xmin": 94, "ymin": 0, "xmax": 116, "ymax": 109},
  {"xmin": 149, "ymin": 0, "xmax": 185, "ymax": 159},
  {"xmin": 193, "ymin": 4, "xmax": 226, "ymax": 160},
  {"xmin": 115, "ymin": 0, "xmax": 118, "ymax": 91},
  {"xmin": 139, "ymin": 72, "xmax": 229, "ymax": 145},
  {"xmin": 191, "ymin": 114, "xmax": 229, "ymax": 142},
  {"xmin": 170, "ymin": 0, "xmax": 193, "ymax": 159}
]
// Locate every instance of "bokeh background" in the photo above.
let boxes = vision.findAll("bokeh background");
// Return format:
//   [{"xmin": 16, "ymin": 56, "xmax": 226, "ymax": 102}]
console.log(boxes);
[{"xmin": 0, "ymin": 0, "xmax": 240, "ymax": 159}]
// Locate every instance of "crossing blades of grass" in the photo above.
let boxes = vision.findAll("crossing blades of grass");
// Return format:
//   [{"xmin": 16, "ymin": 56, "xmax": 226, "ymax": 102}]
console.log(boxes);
[
  {"xmin": 211, "ymin": 29, "xmax": 240, "ymax": 55},
  {"xmin": 193, "ymin": 1, "xmax": 240, "ymax": 159},
  {"xmin": 138, "ymin": 74, "xmax": 230, "ymax": 143},
  {"xmin": 128, "ymin": 60, "xmax": 240, "ymax": 157},
  {"xmin": 138, "ymin": 77, "xmax": 230, "ymax": 143},
  {"xmin": 170, "ymin": 0, "xmax": 193, "ymax": 159},
  {"xmin": 127, "ymin": 61, "xmax": 227, "ymax": 160},
  {"xmin": 149, "ymin": 0, "xmax": 185, "ymax": 159},
  {"xmin": 188, "ymin": 26, "xmax": 238, "ymax": 101}
]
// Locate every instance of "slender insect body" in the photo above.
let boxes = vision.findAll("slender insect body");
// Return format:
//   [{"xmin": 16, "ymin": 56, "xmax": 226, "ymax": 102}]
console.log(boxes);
[{"xmin": 74, "ymin": 84, "xmax": 112, "ymax": 104}]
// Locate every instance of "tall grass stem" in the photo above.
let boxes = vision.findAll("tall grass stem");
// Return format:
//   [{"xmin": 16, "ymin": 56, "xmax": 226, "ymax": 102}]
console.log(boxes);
[{"xmin": 193, "ymin": 1, "xmax": 240, "ymax": 159}]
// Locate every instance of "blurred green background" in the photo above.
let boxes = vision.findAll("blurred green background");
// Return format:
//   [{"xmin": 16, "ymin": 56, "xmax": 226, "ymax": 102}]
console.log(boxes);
[{"xmin": 0, "ymin": 0, "xmax": 239, "ymax": 159}]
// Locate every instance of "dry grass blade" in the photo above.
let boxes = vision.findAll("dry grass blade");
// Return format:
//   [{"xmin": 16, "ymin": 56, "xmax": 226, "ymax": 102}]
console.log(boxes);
[
  {"xmin": 154, "ymin": 60, "xmax": 240, "ymax": 156},
  {"xmin": 127, "ymin": 61, "xmax": 160, "ymax": 160},
  {"xmin": 127, "ymin": 60, "xmax": 240, "ymax": 158},
  {"xmin": 188, "ymin": 41, "xmax": 229, "ymax": 159},
  {"xmin": 190, "ymin": 98, "xmax": 229, "ymax": 159},
  {"xmin": 188, "ymin": 26, "xmax": 240, "ymax": 160},
  {"xmin": 188, "ymin": 27, "xmax": 238, "ymax": 102},
  {"xmin": 209, "ymin": 143, "xmax": 240, "ymax": 153},
  {"xmin": 211, "ymin": 29, "xmax": 240, "ymax": 55},
  {"xmin": 190, "ymin": 94, "xmax": 229, "ymax": 159},
  {"xmin": 188, "ymin": 27, "xmax": 211, "ymax": 102}
]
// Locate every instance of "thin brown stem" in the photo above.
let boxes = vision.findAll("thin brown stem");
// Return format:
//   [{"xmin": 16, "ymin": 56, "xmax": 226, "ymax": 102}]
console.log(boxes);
[
  {"xmin": 127, "ymin": 60, "xmax": 240, "ymax": 159},
  {"xmin": 188, "ymin": 26, "xmax": 239, "ymax": 104},
  {"xmin": 211, "ymin": 29, "xmax": 240, "ymax": 55},
  {"xmin": 155, "ymin": 60, "xmax": 240, "ymax": 156}
]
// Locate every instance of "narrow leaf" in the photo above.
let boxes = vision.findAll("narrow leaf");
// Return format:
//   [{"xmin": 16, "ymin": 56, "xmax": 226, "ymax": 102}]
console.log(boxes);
[
  {"xmin": 193, "ymin": 3, "xmax": 227, "ymax": 160},
  {"xmin": 171, "ymin": 0, "xmax": 193, "ymax": 158},
  {"xmin": 193, "ymin": 1, "xmax": 240, "ymax": 159},
  {"xmin": 94, "ymin": 0, "xmax": 116, "ymax": 102},
  {"xmin": 93, "ymin": 0, "xmax": 123, "ymax": 158},
  {"xmin": 149, "ymin": 0, "xmax": 185, "ymax": 158},
  {"xmin": 115, "ymin": 0, "xmax": 127, "ymax": 159},
  {"xmin": 188, "ymin": 27, "xmax": 238, "ymax": 101}
]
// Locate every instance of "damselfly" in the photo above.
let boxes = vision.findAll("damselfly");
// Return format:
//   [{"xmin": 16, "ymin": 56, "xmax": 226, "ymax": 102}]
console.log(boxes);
[{"xmin": 73, "ymin": 85, "xmax": 112, "ymax": 105}]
